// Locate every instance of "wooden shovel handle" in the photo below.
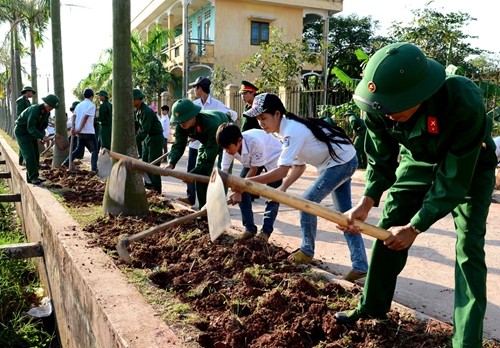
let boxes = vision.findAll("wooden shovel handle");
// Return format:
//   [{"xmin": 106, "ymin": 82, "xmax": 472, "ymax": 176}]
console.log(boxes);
[
  {"xmin": 218, "ymin": 170, "xmax": 391, "ymax": 241},
  {"xmin": 105, "ymin": 150, "xmax": 209, "ymax": 183},
  {"xmin": 125, "ymin": 209, "xmax": 207, "ymax": 244}
]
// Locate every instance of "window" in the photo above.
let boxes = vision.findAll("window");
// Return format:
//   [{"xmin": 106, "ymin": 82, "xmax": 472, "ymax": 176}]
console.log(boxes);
[
  {"xmin": 250, "ymin": 21, "xmax": 269, "ymax": 45},
  {"xmin": 204, "ymin": 21, "xmax": 211, "ymax": 40}
]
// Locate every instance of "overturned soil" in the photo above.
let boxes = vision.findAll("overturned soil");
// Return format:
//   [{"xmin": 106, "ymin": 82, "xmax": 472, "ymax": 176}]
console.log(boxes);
[{"xmin": 40, "ymin": 160, "xmax": 500, "ymax": 348}]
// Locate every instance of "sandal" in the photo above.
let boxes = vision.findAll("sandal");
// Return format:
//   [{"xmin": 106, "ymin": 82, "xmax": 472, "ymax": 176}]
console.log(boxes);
[
  {"xmin": 343, "ymin": 270, "xmax": 367, "ymax": 282},
  {"xmin": 287, "ymin": 250, "xmax": 313, "ymax": 264}
]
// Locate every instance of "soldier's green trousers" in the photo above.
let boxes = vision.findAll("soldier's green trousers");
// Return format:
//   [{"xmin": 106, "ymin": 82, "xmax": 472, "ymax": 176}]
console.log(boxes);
[
  {"xmin": 99, "ymin": 125, "xmax": 112, "ymax": 150},
  {"xmin": 358, "ymin": 160, "xmax": 494, "ymax": 348},
  {"xmin": 141, "ymin": 134, "xmax": 164, "ymax": 192},
  {"xmin": 15, "ymin": 129, "xmax": 40, "ymax": 183}
]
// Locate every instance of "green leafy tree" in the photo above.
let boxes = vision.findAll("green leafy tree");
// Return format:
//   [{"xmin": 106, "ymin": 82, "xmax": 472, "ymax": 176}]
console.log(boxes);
[
  {"xmin": 389, "ymin": 9, "xmax": 483, "ymax": 70},
  {"xmin": 303, "ymin": 14, "xmax": 388, "ymax": 81},
  {"xmin": 210, "ymin": 65, "xmax": 234, "ymax": 98},
  {"xmin": 240, "ymin": 26, "xmax": 320, "ymax": 90},
  {"xmin": 103, "ymin": 0, "xmax": 148, "ymax": 216}
]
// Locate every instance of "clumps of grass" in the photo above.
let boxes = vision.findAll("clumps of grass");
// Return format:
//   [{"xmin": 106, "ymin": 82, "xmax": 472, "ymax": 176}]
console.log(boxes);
[{"xmin": 0, "ymin": 181, "xmax": 59, "ymax": 347}]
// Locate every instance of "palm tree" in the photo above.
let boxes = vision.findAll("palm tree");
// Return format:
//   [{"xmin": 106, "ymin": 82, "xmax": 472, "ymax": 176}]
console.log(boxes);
[
  {"xmin": 131, "ymin": 26, "xmax": 174, "ymax": 110},
  {"xmin": 16, "ymin": 0, "xmax": 50, "ymax": 104},
  {"xmin": 102, "ymin": 0, "xmax": 148, "ymax": 216}
]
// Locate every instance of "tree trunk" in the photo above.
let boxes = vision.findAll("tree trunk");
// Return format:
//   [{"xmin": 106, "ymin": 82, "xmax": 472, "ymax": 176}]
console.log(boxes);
[
  {"xmin": 9, "ymin": 26, "xmax": 18, "ymax": 137},
  {"xmin": 103, "ymin": 0, "xmax": 148, "ymax": 216},
  {"xmin": 29, "ymin": 23, "xmax": 38, "ymax": 104},
  {"xmin": 50, "ymin": 0, "xmax": 69, "ymax": 167}
]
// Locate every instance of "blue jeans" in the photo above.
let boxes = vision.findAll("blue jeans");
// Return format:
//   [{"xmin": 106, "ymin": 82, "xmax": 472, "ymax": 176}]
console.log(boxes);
[
  {"xmin": 239, "ymin": 166, "xmax": 281, "ymax": 235},
  {"xmin": 63, "ymin": 133, "xmax": 98, "ymax": 171},
  {"xmin": 300, "ymin": 156, "xmax": 368, "ymax": 273}
]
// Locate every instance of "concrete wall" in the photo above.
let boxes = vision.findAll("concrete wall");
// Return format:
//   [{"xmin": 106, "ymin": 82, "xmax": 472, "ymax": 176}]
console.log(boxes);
[{"xmin": 0, "ymin": 136, "xmax": 184, "ymax": 348}]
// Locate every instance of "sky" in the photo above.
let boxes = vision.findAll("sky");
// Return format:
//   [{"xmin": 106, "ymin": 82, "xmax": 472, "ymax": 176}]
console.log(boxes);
[{"xmin": 1, "ymin": 0, "xmax": 498, "ymax": 107}]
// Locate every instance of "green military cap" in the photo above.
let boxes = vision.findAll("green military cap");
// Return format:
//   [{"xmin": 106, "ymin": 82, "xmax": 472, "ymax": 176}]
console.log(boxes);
[
  {"xmin": 171, "ymin": 98, "xmax": 201, "ymax": 124},
  {"xmin": 21, "ymin": 86, "xmax": 36, "ymax": 94},
  {"xmin": 133, "ymin": 88, "xmax": 145, "ymax": 100},
  {"xmin": 353, "ymin": 42, "xmax": 445, "ymax": 114},
  {"xmin": 97, "ymin": 89, "xmax": 109, "ymax": 98},
  {"xmin": 70, "ymin": 101, "xmax": 80, "ymax": 111},
  {"xmin": 42, "ymin": 94, "xmax": 60, "ymax": 109}
]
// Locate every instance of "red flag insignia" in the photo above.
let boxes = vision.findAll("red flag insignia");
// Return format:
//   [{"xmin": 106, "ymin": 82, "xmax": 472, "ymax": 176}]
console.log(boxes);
[
  {"xmin": 427, "ymin": 116, "xmax": 438, "ymax": 134},
  {"xmin": 196, "ymin": 125, "xmax": 202, "ymax": 133}
]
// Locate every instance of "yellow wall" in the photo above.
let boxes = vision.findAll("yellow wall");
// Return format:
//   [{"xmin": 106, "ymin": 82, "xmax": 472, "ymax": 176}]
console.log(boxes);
[{"xmin": 213, "ymin": 0, "xmax": 307, "ymax": 84}]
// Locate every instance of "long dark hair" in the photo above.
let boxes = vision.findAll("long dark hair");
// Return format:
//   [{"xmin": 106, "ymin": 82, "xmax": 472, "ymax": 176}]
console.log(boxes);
[{"xmin": 285, "ymin": 112, "xmax": 352, "ymax": 162}]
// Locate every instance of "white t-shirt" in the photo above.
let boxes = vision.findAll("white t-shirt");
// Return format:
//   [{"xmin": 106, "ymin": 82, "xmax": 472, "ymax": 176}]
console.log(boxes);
[
  {"xmin": 161, "ymin": 114, "xmax": 170, "ymax": 141},
  {"xmin": 73, "ymin": 98, "xmax": 96, "ymax": 134},
  {"xmin": 190, "ymin": 96, "xmax": 237, "ymax": 150},
  {"xmin": 494, "ymin": 136, "xmax": 500, "ymax": 162},
  {"xmin": 221, "ymin": 129, "xmax": 282, "ymax": 172},
  {"xmin": 277, "ymin": 117, "xmax": 356, "ymax": 174}
]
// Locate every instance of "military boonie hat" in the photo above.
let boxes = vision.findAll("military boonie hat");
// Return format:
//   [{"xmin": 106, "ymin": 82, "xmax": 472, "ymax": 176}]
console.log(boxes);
[
  {"xmin": 239, "ymin": 80, "xmax": 258, "ymax": 93},
  {"xmin": 97, "ymin": 89, "xmax": 109, "ymax": 98},
  {"xmin": 171, "ymin": 98, "xmax": 201, "ymax": 124},
  {"xmin": 353, "ymin": 42, "xmax": 445, "ymax": 114},
  {"xmin": 343, "ymin": 109, "xmax": 356, "ymax": 117},
  {"xmin": 132, "ymin": 88, "xmax": 145, "ymax": 100},
  {"xmin": 188, "ymin": 76, "xmax": 211, "ymax": 89},
  {"xmin": 42, "ymin": 94, "xmax": 60, "ymax": 109},
  {"xmin": 21, "ymin": 86, "xmax": 36, "ymax": 94},
  {"xmin": 242, "ymin": 93, "xmax": 285, "ymax": 118}
]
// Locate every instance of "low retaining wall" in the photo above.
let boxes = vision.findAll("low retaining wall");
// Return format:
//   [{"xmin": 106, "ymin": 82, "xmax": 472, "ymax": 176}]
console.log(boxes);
[{"xmin": 0, "ymin": 136, "xmax": 184, "ymax": 348}]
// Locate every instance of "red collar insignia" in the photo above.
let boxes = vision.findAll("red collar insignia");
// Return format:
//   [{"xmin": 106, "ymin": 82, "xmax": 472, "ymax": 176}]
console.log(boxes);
[
  {"xmin": 196, "ymin": 125, "xmax": 202, "ymax": 133},
  {"xmin": 427, "ymin": 115, "xmax": 438, "ymax": 134}
]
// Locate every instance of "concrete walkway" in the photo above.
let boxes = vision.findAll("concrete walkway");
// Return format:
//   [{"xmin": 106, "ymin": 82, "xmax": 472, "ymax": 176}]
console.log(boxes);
[{"xmin": 159, "ymin": 148, "xmax": 500, "ymax": 341}]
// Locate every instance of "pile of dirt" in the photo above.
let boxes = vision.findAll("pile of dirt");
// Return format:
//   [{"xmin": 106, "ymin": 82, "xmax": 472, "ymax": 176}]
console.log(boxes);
[{"xmin": 39, "ymin": 163, "xmax": 499, "ymax": 348}]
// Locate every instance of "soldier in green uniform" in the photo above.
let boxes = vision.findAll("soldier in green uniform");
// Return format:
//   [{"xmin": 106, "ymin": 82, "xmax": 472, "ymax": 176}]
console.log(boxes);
[
  {"xmin": 167, "ymin": 98, "xmax": 231, "ymax": 209},
  {"xmin": 16, "ymin": 86, "xmax": 36, "ymax": 165},
  {"xmin": 343, "ymin": 109, "xmax": 367, "ymax": 169},
  {"xmin": 14, "ymin": 94, "xmax": 59, "ymax": 185},
  {"xmin": 96, "ymin": 90, "xmax": 112, "ymax": 150},
  {"xmin": 239, "ymin": 81, "xmax": 261, "ymax": 132},
  {"xmin": 133, "ymin": 88, "xmax": 164, "ymax": 193},
  {"xmin": 334, "ymin": 43, "xmax": 497, "ymax": 348}
]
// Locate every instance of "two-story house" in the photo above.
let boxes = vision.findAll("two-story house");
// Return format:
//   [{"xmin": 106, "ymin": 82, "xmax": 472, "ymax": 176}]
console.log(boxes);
[{"xmin": 132, "ymin": 0, "xmax": 342, "ymax": 100}]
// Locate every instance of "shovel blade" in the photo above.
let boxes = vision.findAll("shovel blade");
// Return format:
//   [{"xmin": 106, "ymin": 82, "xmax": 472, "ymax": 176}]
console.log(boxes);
[
  {"xmin": 108, "ymin": 160, "xmax": 127, "ymax": 205},
  {"xmin": 97, "ymin": 149, "xmax": 112, "ymax": 179},
  {"xmin": 207, "ymin": 168, "xmax": 231, "ymax": 242}
]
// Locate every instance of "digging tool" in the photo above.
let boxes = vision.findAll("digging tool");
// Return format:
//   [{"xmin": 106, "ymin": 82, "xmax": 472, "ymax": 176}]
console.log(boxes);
[
  {"xmin": 142, "ymin": 151, "xmax": 170, "ymax": 185},
  {"xmin": 207, "ymin": 169, "xmax": 231, "ymax": 241},
  {"xmin": 39, "ymin": 139, "xmax": 55, "ymax": 157},
  {"xmin": 116, "ymin": 208, "xmax": 208, "ymax": 264},
  {"xmin": 107, "ymin": 156, "xmax": 209, "ymax": 205},
  {"xmin": 98, "ymin": 149, "xmax": 169, "ymax": 180},
  {"xmin": 216, "ymin": 169, "xmax": 391, "ymax": 241}
]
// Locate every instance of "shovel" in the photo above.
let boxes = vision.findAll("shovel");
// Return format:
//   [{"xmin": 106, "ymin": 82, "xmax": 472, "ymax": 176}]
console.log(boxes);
[
  {"xmin": 107, "ymin": 157, "xmax": 209, "ymax": 205},
  {"xmin": 116, "ymin": 208, "xmax": 208, "ymax": 264},
  {"xmin": 216, "ymin": 169, "xmax": 391, "ymax": 241},
  {"xmin": 98, "ymin": 149, "xmax": 169, "ymax": 180}
]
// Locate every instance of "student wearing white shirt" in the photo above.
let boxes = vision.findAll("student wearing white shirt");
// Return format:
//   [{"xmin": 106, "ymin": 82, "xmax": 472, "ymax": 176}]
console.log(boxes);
[
  {"xmin": 242, "ymin": 93, "xmax": 368, "ymax": 281},
  {"xmin": 63, "ymin": 89, "xmax": 98, "ymax": 172},
  {"xmin": 216, "ymin": 123, "xmax": 282, "ymax": 242},
  {"xmin": 160, "ymin": 105, "xmax": 170, "ymax": 160}
]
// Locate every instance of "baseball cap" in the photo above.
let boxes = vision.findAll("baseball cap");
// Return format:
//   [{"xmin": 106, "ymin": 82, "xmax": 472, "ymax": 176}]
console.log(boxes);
[
  {"xmin": 242, "ymin": 93, "xmax": 285, "ymax": 118},
  {"xmin": 188, "ymin": 76, "xmax": 211, "ymax": 89}
]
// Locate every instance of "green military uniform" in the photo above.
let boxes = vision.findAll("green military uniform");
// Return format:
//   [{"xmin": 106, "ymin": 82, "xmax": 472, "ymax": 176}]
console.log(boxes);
[
  {"xmin": 345, "ymin": 111, "xmax": 367, "ymax": 169},
  {"xmin": 16, "ymin": 95, "xmax": 31, "ymax": 116},
  {"xmin": 14, "ymin": 94, "xmax": 59, "ymax": 184},
  {"xmin": 169, "ymin": 99, "xmax": 230, "ymax": 209},
  {"xmin": 135, "ymin": 101, "xmax": 164, "ymax": 193},
  {"xmin": 96, "ymin": 94, "xmax": 112, "ymax": 150},
  {"xmin": 341, "ymin": 43, "xmax": 497, "ymax": 348},
  {"xmin": 241, "ymin": 103, "xmax": 261, "ymax": 132}
]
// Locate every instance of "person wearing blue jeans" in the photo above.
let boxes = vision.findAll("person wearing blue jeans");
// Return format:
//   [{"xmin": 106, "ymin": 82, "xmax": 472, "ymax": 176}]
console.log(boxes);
[
  {"xmin": 216, "ymin": 123, "xmax": 283, "ymax": 242},
  {"xmin": 238, "ymin": 93, "xmax": 368, "ymax": 281}
]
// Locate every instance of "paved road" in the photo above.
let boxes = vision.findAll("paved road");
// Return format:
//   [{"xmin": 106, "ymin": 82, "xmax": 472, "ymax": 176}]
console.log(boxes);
[{"xmin": 159, "ymin": 148, "xmax": 500, "ymax": 341}]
